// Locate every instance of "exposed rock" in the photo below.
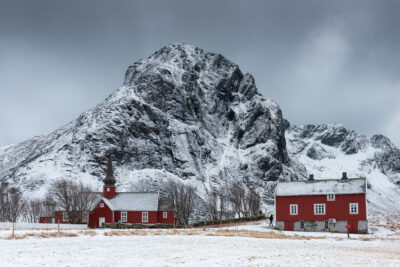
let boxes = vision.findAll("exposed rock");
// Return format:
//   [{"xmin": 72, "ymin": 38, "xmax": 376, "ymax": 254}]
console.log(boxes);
[
  {"xmin": 0, "ymin": 43, "xmax": 304, "ymax": 214},
  {"xmin": 286, "ymin": 124, "xmax": 400, "ymax": 214}
]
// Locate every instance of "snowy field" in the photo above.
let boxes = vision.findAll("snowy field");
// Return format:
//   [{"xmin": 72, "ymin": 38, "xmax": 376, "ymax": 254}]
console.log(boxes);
[{"xmin": 0, "ymin": 219, "xmax": 399, "ymax": 266}]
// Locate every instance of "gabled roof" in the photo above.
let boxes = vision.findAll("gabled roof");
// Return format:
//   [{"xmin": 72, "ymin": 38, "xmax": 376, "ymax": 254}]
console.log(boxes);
[
  {"xmin": 275, "ymin": 178, "xmax": 366, "ymax": 197},
  {"xmin": 102, "ymin": 192, "xmax": 159, "ymax": 211}
]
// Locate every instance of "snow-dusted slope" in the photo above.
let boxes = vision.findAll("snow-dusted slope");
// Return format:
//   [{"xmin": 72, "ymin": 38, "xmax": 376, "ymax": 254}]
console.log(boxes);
[
  {"xmin": 286, "ymin": 124, "xmax": 400, "ymax": 214},
  {"xmin": 0, "ymin": 44, "xmax": 305, "ymax": 208}
]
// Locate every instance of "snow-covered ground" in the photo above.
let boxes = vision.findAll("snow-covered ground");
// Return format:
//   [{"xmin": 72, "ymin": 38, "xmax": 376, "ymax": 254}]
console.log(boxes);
[
  {"xmin": 1, "ymin": 234, "xmax": 399, "ymax": 266},
  {"xmin": 0, "ymin": 220, "xmax": 399, "ymax": 266}
]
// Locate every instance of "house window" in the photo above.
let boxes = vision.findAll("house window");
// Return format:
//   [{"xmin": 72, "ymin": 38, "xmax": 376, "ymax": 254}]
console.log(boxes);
[
  {"xmin": 163, "ymin": 211, "xmax": 167, "ymax": 218},
  {"xmin": 82, "ymin": 212, "xmax": 88, "ymax": 222},
  {"xmin": 300, "ymin": 221, "xmax": 305, "ymax": 229},
  {"xmin": 100, "ymin": 203, "xmax": 104, "ymax": 208},
  {"xmin": 121, "ymin": 212, "xmax": 127, "ymax": 222},
  {"xmin": 63, "ymin": 212, "xmax": 69, "ymax": 222},
  {"xmin": 289, "ymin": 204, "xmax": 298, "ymax": 215},
  {"xmin": 314, "ymin": 204, "xmax": 326, "ymax": 215},
  {"xmin": 142, "ymin": 212, "xmax": 148, "ymax": 223},
  {"xmin": 349, "ymin": 203, "xmax": 358, "ymax": 214},
  {"xmin": 327, "ymin": 194, "xmax": 335, "ymax": 201},
  {"xmin": 107, "ymin": 188, "xmax": 110, "ymax": 192}
]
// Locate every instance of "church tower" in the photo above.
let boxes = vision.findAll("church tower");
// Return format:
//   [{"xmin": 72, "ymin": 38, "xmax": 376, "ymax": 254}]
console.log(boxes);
[{"xmin": 103, "ymin": 154, "xmax": 116, "ymax": 199}]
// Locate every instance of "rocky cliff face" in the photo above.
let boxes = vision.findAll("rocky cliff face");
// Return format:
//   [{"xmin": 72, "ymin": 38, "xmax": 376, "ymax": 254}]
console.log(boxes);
[
  {"xmin": 0, "ymin": 43, "xmax": 305, "ymax": 208},
  {"xmin": 2, "ymin": 44, "xmax": 398, "ymax": 215},
  {"xmin": 286, "ymin": 124, "xmax": 400, "ymax": 214}
]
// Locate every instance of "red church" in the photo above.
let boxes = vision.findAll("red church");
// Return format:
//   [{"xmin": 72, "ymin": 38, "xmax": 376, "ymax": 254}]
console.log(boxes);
[
  {"xmin": 88, "ymin": 156, "xmax": 176, "ymax": 228},
  {"xmin": 274, "ymin": 172, "xmax": 368, "ymax": 233}
]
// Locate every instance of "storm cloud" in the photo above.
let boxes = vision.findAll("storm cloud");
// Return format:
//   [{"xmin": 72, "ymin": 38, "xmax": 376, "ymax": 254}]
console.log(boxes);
[{"xmin": 0, "ymin": 0, "xmax": 399, "ymax": 146}]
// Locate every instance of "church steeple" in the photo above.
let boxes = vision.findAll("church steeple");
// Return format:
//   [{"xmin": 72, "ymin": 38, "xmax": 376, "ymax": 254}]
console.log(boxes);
[
  {"xmin": 103, "ymin": 154, "xmax": 116, "ymax": 186},
  {"xmin": 103, "ymin": 154, "xmax": 116, "ymax": 199}
]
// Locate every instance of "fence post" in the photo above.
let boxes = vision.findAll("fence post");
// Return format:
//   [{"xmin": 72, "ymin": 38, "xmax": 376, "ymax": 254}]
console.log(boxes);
[{"xmin": 12, "ymin": 222, "xmax": 15, "ymax": 238}]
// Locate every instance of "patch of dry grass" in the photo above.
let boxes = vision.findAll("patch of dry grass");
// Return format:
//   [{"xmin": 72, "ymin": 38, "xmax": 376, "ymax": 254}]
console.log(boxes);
[
  {"xmin": 342, "ymin": 237, "xmax": 376, "ymax": 241},
  {"xmin": 104, "ymin": 230, "xmax": 149, "ymax": 236},
  {"xmin": 100, "ymin": 228, "xmax": 329, "ymax": 240},
  {"xmin": 182, "ymin": 230, "xmax": 203, "ymax": 236},
  {"xmin": 370, "ymin": 215, "xmax": 400, "ymax": 231},
  {"xmin": 203, "ymin": 229, "xmax": 326, "ymax": 240},
  {"xmin": 197, "ymin": 220, "xmax": 263, "ymax": 229},
  {"xmin": 5, "ymin": 231, "xmax": 78, "ymax": 240},
  {"xmin": 79, "ymin": 230, "xmax": 97, "ymax": 236}
]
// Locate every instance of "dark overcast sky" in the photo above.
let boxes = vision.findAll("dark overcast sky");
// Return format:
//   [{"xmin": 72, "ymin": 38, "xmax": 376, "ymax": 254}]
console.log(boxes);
[{"xmin": 0, "ymin": 0, "xmax": 399, "ymax": 146}]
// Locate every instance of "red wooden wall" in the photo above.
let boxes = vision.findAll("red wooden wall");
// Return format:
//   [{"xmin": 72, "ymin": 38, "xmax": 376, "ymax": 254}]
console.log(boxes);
[
  {"xmin": 88, "ymin": 200, "xmax": 114, "ymax": 228},
  {"xmin": 39, "ymin": 217, "xmax": 53, "ymax": 223},
  {"xmin": 103, "ymin": 186, "xmax": 116, "ymax": 199},
  {"xmin": 276, "ymin": 193, "xmax": 367, "ymax": 222},
  {"xmin": 114, "ymin": 211, "xmax": 158, "ymax": 224},
  {"xmin": 157, "ymin": 211, "xmax": 175, "ymax": 225}
]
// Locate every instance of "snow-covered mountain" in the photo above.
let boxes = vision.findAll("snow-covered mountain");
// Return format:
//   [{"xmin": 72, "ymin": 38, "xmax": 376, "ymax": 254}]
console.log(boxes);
[
  {"xmin": 1, "ymin": 43, "xmax": 399, "ymax": 215},
  {"xmin": 286, "ymin": 123, "xmax": 400, "ymax": 214},
  {"xmin": 0, "ymin": 43, "xmax": 305, "ymax": 207}
]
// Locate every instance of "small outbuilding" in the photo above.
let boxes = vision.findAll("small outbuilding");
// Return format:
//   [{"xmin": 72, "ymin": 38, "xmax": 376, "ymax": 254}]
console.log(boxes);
[{"xmin": 275, "ymin": 172, "xmax": 367, "ymax": 233}]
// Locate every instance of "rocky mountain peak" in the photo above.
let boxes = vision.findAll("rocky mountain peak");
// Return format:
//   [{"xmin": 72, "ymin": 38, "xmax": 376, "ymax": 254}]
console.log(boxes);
[
  {"xmin": 287, "ymin": 124, "xmax": 369, "ymax": 155},
  {"xmin": 121, "ymin": 43, "xmax": 260, "ymax": 127},
  {"xmin": 0, "ymin": 44, "xmax": 301, "ymax": 212}
]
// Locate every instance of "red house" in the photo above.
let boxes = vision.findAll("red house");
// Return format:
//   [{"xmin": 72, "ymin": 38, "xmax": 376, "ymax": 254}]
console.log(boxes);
[
  {"xmin": 53, "ymin": 210, "xmax": 89, "ymax": 224},
  {"xmin": 275, "ymin": 172, "xmax": 368, "ymax": 233},
  {"xmin": 88, "ymin": 155, "xmax": 176, "ymax": 228}
]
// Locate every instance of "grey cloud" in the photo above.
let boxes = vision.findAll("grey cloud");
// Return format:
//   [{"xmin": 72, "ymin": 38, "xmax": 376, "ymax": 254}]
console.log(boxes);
[{"xmin": 0, "ymin": 0, "xmax": 399, "ymax": 146}]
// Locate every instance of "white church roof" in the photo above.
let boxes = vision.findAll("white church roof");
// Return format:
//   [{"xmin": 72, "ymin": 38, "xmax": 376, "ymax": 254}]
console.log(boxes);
[
  {"xmin": 275, "ymin": 178, "xmax": 367, "ymax": 197},
  {"xmin": 102, "ymin": 192, "xmax": 159, "ymax": 211}
]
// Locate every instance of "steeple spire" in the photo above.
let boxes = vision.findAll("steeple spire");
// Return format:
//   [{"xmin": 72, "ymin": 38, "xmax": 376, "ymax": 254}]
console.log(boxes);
[{"xmin": 103, "ymin": 154, "xmax": 116, "ymax": 186}]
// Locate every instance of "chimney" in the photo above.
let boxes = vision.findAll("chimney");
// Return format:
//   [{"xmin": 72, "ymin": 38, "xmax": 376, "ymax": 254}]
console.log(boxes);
[
  {"xmin": 341, "ymin": 172, "xmax": 348, "ymax": 181},
  {"xmin": 308, "ymin": 174, "xmax": 314, "ymax": 181}
]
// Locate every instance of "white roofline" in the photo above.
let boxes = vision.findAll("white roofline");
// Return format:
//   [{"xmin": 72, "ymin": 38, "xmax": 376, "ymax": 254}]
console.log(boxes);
[
  {"xmin": 102, "ymin": 197, "xmax": 114, "ymax": 211},
  {"xmin": 275, "ymin": 177, "xmax": 367, "ymax": 197}
]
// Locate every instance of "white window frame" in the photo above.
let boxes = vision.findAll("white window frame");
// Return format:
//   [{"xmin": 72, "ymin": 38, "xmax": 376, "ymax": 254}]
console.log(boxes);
[
  {"xmin": 163, "ymin": 211, "xmax": 168, "ymax": 218},
  {"xmin": 314, "ymin": 204, "xmax": 326, "ymax": 215},
  {"xmin": 142, "ymin": 212, "xmax": 148, "ymax": 223},
  {"xmin": 82, "ymin": 212, "xmax": 88, "ymax": 222},
  {"xmin": 121, "ymin": 211, "xmax": 127, "ymax": 222},
  {"xmin": 107, "ymin": 188, "xmax": 110, "ymax": 192},
  {"xmin": 349, "ymin": 203, "xmax": 358, "ymax": 214},
  {"xmin": 63, "ymin": 211, "xmax": 69, "ymax": 222},
  {"xmin": 289, "ymin": 204, "xmax": 298, "ymax": 215},
  {"xmin": 100, "ymin": 203, "xmax": 104, "ymax": 208},
  {"xmin": 327, "ymin": 194, "xmax": 335, "ymax": 201}
]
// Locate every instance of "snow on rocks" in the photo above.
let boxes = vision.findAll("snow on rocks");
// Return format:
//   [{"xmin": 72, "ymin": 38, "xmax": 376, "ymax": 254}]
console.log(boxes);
[
  {"xmin": 286, "ymin": 124, "xmax": 400, "ymax": 214},
  {"xmin": 0, "ymin": 43, "xmax": 302, "ymax": 217}
]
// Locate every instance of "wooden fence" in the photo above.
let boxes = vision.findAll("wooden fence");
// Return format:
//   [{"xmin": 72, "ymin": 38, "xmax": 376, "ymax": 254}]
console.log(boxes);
[{"xmin": 0, "ymin": 222, "xmax": 88, "ymax": 230}]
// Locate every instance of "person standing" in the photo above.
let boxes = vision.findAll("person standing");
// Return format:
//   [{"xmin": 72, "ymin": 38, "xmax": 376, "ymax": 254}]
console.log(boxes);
[
  {"xmin": 269, "ymin": 214, "xmax": 274, "ymax": 226},
  {"xmin": 346, "ymin": 223, "xmax": 351, "ymax": 238}
]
